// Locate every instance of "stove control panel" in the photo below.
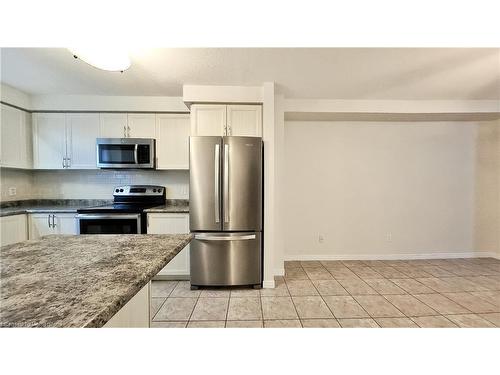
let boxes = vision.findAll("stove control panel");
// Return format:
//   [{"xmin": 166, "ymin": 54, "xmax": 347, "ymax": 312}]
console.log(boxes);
[{"xmin": 113, "ymin": 185, "xmax": 165, "ymax": 197}]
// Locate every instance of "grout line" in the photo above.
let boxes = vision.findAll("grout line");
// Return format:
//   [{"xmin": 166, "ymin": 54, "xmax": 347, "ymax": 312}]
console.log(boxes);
[
  {"xmin": 283, "ymin": 275, "xmax": 302, "ymax": 326},
  {"xmin": 150, "ymin": 280, "xmax": 179, "ymax": 323}
]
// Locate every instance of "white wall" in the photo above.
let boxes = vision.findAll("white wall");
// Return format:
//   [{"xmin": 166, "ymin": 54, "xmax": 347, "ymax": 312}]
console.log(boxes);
[
  {"xmin": 0, "ymin": 83, "xmax": 31, "ymax": 109},
  {"xmin": 284, "ymin": 120, "xmax": 479, "ymax": 260}
]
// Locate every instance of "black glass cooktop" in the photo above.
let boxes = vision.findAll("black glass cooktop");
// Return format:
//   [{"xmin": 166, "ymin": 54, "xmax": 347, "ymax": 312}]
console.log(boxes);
[{"xmin": 77, "ymin": 203, "xmax": 159, "ymax": 214}]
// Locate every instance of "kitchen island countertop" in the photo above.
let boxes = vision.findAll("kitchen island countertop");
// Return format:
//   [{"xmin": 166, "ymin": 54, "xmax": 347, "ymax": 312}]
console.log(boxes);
[{"xmin": 0, "ymin": 234, "xmax": 192, "ymax": 328}]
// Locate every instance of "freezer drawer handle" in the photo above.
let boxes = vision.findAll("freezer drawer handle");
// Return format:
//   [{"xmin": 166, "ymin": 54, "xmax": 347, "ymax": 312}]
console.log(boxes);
[
  {"xmin": 194, "ymin": 234, "xmax": 256, "ymax": 241},
  {"xmin": 214, "ymin": 143, "xmax": 220, "ymax": 223}
]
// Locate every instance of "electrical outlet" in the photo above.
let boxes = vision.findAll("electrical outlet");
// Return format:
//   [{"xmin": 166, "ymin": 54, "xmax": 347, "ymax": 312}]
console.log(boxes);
[
  {"xmin": 8, "ymin": 187, "xmax": 17, "ymax": 196},
  {"xmin": 318, "ymin": 234, "xmax": 325, "ymax": 243},
  {"xmin": 386, "ymin": 232, "xmax": 392, "ymax": 242}
]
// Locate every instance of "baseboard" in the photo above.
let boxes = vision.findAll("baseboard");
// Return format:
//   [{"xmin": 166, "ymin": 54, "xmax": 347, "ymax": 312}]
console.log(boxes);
[
  {"xmin": 284, "ymin": 251, "xmax": 498, "ymax": 261},
  {"xmin": 262, "ymin": 279, "xmax": 275, "ymax": 289}
]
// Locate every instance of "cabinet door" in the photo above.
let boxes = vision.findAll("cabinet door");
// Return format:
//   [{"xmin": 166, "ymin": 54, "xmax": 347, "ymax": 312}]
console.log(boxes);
[
  {"xmin": 190, "ymin": 104, "xmax": 226, "ymax": 136},
  {"xmin": 33, "ymin": 113, "xmax": 67, "ymax": 169},
  {"xmin": 156, "ymin": 114, "xmax": 190, "ymax": 169},
  {"xmin": 29, "ymin": 214, "xmax": 54, "ymax": 239},
  {"xmin": 0, "ymin": 214, "xmax": 27, "ymax": 246},
  {"xmin": 54, "ymin": 214, "xmax": 77, "ymax": 235},
  {"xmin": 227, "ymin": 105, "xmax": 262, "ymax": 136},
  {"xmin": 21, "ymin": 111, "xmax": 33, "ymax": 169},
  {"xmin": 66, "ymin": 113, "xmax": 100, "ymax": 169},
  {"xmin": 1, "ymin": 104, "xmax": 32, "ymax": 168},
  {"xmin": 147, "ymin": 213, "xmax": 190, "ymax": 276},
  {"xmin": 99, "ymin": 113, "xmax": 128, "ymax": 138},
  {"xmin": 128, "ymin": 114, "xmax": 156, "ymax": 138}
]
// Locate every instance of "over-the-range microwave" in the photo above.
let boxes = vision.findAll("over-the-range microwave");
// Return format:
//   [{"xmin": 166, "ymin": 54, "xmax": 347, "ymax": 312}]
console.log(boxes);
[{"xmin": 96, "ymin": 138, "xmax": 155, "ymax": 169}]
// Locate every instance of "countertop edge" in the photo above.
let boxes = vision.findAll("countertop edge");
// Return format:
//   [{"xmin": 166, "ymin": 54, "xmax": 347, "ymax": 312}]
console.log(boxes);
[{"xmin": 83, "ymin": 234, "xmax": 193, "ymax": 328}]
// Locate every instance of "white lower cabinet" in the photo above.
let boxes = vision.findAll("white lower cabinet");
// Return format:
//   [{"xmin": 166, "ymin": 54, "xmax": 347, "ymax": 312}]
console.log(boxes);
[
  {"xmin": 147, "ymin": 213, "xmax": 190, "ymax": 277},
  {"xmin": 104, "ymin": 283, "xmax": 150, "ymax": 328},
  {"xmin": 0, "ymin": 214, "xmax": 28, "ymax": 246},
  {"xmin": 29, "ymin": 213, "xmax": 77, "ymax": 240}
]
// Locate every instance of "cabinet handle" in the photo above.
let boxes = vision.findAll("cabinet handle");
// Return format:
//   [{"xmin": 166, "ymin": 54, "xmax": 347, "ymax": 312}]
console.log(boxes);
[
  {"xmin": 62, "ymin": 158, "xmax": 66, "ymax": 168},
  {"xmin": 67, "ymin": 158, "xmax": 71, "ymax": 168},
  {"xmin": 127, "ymin": 125, "xmax": 131, "ymax": 138},
  {"xmin": 52, "ymin": 215, "xmax": 56, "ymax": 228},
  {"xmin": 48, "ymin": 214, "xmax": 52, "ymax": 228},
  {"xmin": 124, "ymin": 125, "xmax": 127, "ymax": 137}
]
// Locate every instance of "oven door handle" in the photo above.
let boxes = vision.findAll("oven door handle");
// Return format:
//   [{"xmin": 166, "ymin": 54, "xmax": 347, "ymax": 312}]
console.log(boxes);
[{"xmin": 75, "ymin": 214, "xmax": 142, "ymax": 220}]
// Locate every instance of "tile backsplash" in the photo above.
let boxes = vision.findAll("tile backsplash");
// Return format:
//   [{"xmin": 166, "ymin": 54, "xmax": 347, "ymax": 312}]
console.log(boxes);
[
  {"xmin": 0, "ymin": 168, "xmax": 189, "ymax": 201},
  {"xmin": 0, "ymin": 168, "xmax": 35, "ymax": 201}
]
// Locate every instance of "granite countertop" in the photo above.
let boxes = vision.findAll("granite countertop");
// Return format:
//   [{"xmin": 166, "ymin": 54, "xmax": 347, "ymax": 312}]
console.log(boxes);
[
  {"xmin": 144, "ymin": 199, "xmax": 189, "ymax": 213},
  {"xmin": 0, "ymin": 234, "xmax": 193, "ymax": 328},
  {"xmin": 0, "ymin": 199, "xmax": 112, "ymax": 217}
]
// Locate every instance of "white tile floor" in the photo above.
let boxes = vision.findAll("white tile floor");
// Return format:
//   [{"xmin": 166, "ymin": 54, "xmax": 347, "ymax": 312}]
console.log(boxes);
[{"xmin": 150, "ymin": 257, "xmax": 500, "ymax": 328}]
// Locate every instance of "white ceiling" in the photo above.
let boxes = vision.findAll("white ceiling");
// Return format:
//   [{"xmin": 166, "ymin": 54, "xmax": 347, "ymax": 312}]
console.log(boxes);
[{"xmin": 1, "ymin": 48, "xmax": 499, "ymax": 100}]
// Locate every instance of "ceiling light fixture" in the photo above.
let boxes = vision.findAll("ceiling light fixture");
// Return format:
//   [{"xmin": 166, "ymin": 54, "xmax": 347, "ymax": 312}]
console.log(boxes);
[{"xmin": 68, "ymin": 48, "xmax": 131, "ymax": 72}]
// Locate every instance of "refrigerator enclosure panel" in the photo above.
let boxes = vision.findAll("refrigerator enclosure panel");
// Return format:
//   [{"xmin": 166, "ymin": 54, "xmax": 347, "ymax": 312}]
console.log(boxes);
[
  {"xmin": 190, "ymin": 232, "xmax": 262, "ymax": 286},
  {"xmin": 189, "ymin": 136, "xmax": 222, "ymax": 231},
  {"xmin": 222, "ymin": 136, "xmax": 262, "ymax": 231}
]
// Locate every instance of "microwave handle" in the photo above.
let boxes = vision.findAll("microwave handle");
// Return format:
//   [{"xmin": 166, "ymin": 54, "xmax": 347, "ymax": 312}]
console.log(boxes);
[{"xmin": 134, "ymin": 144, "xmax": 138, "ymax": 164}]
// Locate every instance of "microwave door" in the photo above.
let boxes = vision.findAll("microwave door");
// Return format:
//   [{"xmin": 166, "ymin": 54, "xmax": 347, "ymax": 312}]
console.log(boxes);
[
  {"xmin": 97, "ymin": 144, "xmax": 136, "ymax": 167},
  {"xmin": 189, "ymin": 136, "xmax": 223, "ymax": 231}
]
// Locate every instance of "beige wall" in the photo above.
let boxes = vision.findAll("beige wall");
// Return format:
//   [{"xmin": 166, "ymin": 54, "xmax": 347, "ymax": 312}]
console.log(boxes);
[
  {"xmin": 284, "ymin": 120, "xmax": 482, "ymax": 259},
  {"xmin": 0, "ymin": 169, "xmax": 189, "ymax": 201},
  {"xmin": 474, "ymin": 121, "xmax": 499, "ymax": 255}
]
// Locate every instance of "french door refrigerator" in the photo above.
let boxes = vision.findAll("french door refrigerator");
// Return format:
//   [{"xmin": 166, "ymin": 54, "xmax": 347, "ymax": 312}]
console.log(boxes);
[{"xmin": 189, "ymin": 136, "xmax": 262, "ymax": 288}]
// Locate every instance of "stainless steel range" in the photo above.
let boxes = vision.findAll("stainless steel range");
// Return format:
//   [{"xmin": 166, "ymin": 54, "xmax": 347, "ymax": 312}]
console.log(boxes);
[{"xmin": 76, "ymin": 185, "xmax": 165, "ymax": 234}]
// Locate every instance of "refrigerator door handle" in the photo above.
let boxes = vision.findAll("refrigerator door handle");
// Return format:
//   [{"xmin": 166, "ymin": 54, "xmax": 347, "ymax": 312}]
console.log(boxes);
[
  {"xmin": 224, "ymin": 143, "xmax": 229, "ymax": 223},
  {"xmin": 214, "ymin": 143, "xmax": 220, "ymax": 223},
  {"xmin": 194, "ymin": 234, "xmax": 256, "ymax": 241}
]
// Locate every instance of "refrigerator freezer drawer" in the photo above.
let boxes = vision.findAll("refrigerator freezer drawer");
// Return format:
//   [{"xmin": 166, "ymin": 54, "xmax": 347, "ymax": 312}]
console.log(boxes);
[{"xmin": 190, "ymin": 232, "xmax": 261, "ymax": 287}]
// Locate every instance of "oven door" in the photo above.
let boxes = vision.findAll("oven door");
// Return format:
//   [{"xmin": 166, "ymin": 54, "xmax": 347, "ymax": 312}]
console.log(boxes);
[{"xmin": 76, "ymin": 214, "xmax": 141, "ymax": 234}]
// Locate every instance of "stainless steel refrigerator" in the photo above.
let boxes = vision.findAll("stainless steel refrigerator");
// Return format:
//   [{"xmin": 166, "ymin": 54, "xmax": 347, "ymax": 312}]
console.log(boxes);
[{"xmin": 189, "ymin": 136, "xmax": 262, "ymax": 288}]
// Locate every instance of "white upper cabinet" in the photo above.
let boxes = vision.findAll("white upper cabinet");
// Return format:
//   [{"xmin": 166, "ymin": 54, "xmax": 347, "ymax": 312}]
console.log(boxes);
[
  {"xmin": 190, "ymin": 104, "xmax": 262, "ymax": 137},
  {"xmin": 226, "ymin": 105, "xmax": 262, "ymax": 136},
  {"xmin": 33, "ymin": 113, "xmax": 67, "ymax": 169},
  {"xmin": 99, "ymin": 113, "xmax": 156, "ymax": 139},
  {"xmin": 33, "ymin": 113, "xmax": 99, "ymax": 169},
  {"xmin": 1, "ymin": 104, "xmax": 32, "ymax": 169},
  {"xmin": 156, "ymin": 114, "xmax": 190, "ymax": 169},
  {"xmin": 127, "ymin": 114, "xmax": 156, "ymax": 138},
  {"xmin": 190, "ymin": 104, "xmax": 227, "ymax": 136},
  {"xmin": 99, "ymin": 113, "xmax": 128, "ymax": 138},
  {"xmin": 66, "ymin": 113, "xmax": 100, "ymax": 169}
]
